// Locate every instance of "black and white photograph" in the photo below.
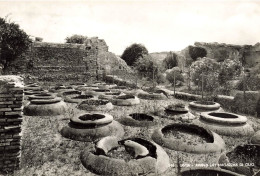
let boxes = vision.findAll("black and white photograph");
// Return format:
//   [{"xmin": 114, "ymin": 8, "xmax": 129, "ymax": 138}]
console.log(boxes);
[{"xmin": 0, "ymin": 0, "xmax": 260, "ymax": 175}]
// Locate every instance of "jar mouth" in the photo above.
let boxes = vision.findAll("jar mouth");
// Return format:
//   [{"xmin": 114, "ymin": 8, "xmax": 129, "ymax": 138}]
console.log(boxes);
[
  {"xmin": 161, "ymin": 124, "xmax": 214, "ymax": 143},
  {"xmin": 129, "ymin": 113, "xmax": 154, "ymax": 121},
  {"xmin": 79, "ymin": 114, "xmax": 105, "ymax": 121},
  {"xmin": 208, "ymin": 112, "xmax": 238, "ymax": 119},
  {"xmin": 117, "ymin": 95, "xmax": 135, "ymax": 99}
]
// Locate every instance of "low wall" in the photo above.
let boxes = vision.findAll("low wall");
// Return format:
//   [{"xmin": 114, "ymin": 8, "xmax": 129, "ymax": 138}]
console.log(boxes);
[{"xmin": 0, "ymin": 75, "xmax": 23, "ymax": 173}]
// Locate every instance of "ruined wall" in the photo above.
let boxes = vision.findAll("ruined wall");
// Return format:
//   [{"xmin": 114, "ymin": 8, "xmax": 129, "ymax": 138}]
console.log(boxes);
[
  {"xmin": 0, "ymin": 75, "xmax": 23, "ymax": 172},
  {"xmin": 6, "ymin": 37, "xmax": 130, "ymax": 83},
  {"xmin": 194, "ymin": 42, "xmax": 260, "ymax": 67},
  {"xmin": 6, "ymin": 42, "xmax": 97, "ymax": 82}
]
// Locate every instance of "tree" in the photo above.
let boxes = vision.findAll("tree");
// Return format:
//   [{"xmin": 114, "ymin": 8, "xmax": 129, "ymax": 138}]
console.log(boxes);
[
  {"xmin": 0, "ymin": 17, "xmax": 32, "ymax": 73},
  {"xmin": 166, "ymin": 67, "xmax": 184, "ymax": 86},
  {"xmin": 218, "ymin": 59, "xmax": 242, "ymax": 86},
  {"xmin": 190, "ymin": 57, "xmax": 220, "ymax": 92},
  {"xmin": 134, "ymin": 54, "xmax": 158, "ymax": 79},
  {"xmin": 121, "ymin": 43, "xmax": 148, "ymax": 66},
  {"xmin": 65, "ymin": 34, "xmax": 87, "ymax": 44},
  {"xmin": 162, "ymin": 52, "xmax": 178, "ymax": 70},
  {"xmin": 188, "ymin": 46, "xmax": 207, "ymax": 61}
]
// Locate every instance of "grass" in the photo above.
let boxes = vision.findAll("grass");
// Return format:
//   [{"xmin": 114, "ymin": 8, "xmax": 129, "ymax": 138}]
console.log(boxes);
[{"xmin": 4, "ymin": 90, "xmax": 260, "ymax": 176}]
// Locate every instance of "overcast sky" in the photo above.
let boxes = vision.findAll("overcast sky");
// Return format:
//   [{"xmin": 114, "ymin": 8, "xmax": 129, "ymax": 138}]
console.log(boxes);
[{"xmin": 0, "ymin": 0, "xmax": 260, "ymax": 55}]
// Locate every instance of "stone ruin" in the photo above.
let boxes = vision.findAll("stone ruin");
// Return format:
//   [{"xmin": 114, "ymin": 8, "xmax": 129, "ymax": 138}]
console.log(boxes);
[
  {"xmin": 5, "ymin": 37, "xmax": 130, "ymax": 83},
  {"xmin": 0, "ymin": 75, "xmax": 23, "ymax": 172}
]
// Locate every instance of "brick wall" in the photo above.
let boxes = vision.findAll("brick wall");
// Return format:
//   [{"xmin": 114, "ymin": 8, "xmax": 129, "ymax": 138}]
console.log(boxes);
[
  {"xmin": 0, "ymin": 75, "xmax": 23, "ymax": 173},
  {"xmin": 4, "ymin": 37, "xmax": 130, "ymax": 83}
]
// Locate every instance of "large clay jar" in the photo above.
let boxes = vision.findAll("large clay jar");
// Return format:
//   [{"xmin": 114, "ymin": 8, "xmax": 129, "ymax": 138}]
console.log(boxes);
[
  {"xmin": 80, "ymin": 137, "xmax": 170, "ymax": 175},
  {"xmin": 112, "ymin": 95, "xmax": 140, "ymax": 106},
  {"xmin": 24, "ymin": 96, "xmax": 67, "ymax": 116},
  {"xmin": 152, "ymin": 123, "xmax": 225, "ymax": 154},
  {"xmin": 194, "ymin": 112, "xmax": 254, "ymax": 136},
  {"xmin": 60, "ymin": 113, "xmax": 124, "ymax": 142}
]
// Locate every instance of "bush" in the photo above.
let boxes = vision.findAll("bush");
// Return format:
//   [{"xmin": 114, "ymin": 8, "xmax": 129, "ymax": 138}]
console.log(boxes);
[
  {"xmin": 190, "ymin": 57, "xmax": 220, "ymax": 92},
  {"xmin": 215, "ymin": 95, "xmax": 234, "ymax": 110},
  {"xmin": 231, "ymin": 91, "xmax": 259, "ymax": 115},
  {"xmin": 0, "ymin": 17, "xmax": 32, "ymax": 73},
  {"xmin": 65, "ymin": 34, "xmax": 87, "ymax": 44},
  {"xmin": 162, "ymin": 52, "xmax": 178, "ymax": 70},
  {"xmin": 188, "ymin": 46, "xmax": 207, "ymax": 61},
  {"xmin": 218, "ymin": 59, "xmax": 242, "ymax": 87},
  {"xmin": 121, "ymin": 43, "xmax": 148, "ymax": 66},
  {"xmin": 166, "ymin": 67, "xmax": 184, "ymax": 86},
  {"xmin": 236, "ymin": 75, "xmax": 260, "ymax": 91}
]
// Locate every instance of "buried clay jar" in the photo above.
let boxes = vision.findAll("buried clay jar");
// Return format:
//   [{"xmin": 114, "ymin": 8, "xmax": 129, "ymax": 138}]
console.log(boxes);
[
  {"xmin": 194, "ymin": 112, "xmax": 254, "ymax": 136},
  {"xmin": 111, "ymin": 95, "xmax": 140, "ymax": 106},
  {"xmin": 118, "ymin": 113, "xmax": 158, "ymax": 127},
  {"xmin": 24, "ymin": 96, "xmax": 67, "ymax": 116},
  {"xmin": 152, "ymin": 123, "xmax": 225, "ymax": 154},
  {"xmin": 80, "ymin": 136, "xmax": 170, "ymax": 175},
  {"xmin": 60, "ymin": 113, "xmax": 124, "ymax": 142},
  {"xmin": 77, "ymin": 99, "xmax": 114, "ymax": 111}
]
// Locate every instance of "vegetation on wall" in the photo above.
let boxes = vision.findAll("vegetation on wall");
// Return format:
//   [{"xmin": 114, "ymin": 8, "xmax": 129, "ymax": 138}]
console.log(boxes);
[
  {"xmin": 188, "ymin": 46, "xmax": 207, "ymax": 61},
  {"xmin": 0, "ymin": 17, "xmax": 32, "ymax": 73},
  {"xmin": 65, "ymin": 34, "xmax": 88, "ymax": 44}
]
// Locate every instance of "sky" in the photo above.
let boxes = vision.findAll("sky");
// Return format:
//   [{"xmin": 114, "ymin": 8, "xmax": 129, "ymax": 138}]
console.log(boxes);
[{"xmin": 0, "ymin": 0, "xmax": 260, "ymax": 55}]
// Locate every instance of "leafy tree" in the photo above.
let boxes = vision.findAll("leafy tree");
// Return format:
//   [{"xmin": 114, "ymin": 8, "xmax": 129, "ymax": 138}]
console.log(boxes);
[
  {"xmin": 121, "ymin": 43, "xmax": 148, "ymax": 66},
  {"xmin": 190, "ymin": 57, "xmax": 220, "ymax": 92},
  {"xmin": 166, "ymin": 67, "xmax": 184, "ymax": 85},
  {"xmin": 134, "ymin": 54, "xmax": 158, "ymax": 79},
  {"xmin": 0, "ymin": 17, "xmax": 32, "ymax": 73},
  {"xmin": 188, "ymin": 46, "xmax": 207, "ymax": 61},
  {"xmin": 162, "ymin": 52, "xmax": 178, "ymax": 70},
  {"xmin": 218, "ymin": 59, "xmax": 242, "ymax": 85},
  {"xmin": 65, "ymin": 34, "xmax": 87, "ymax": 44}
]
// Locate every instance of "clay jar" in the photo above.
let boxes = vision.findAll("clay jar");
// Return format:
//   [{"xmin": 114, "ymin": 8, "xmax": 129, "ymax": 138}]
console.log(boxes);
[
  {"xmin": 194, "ymin": 112, "xmax": 254, "ymax": 136},
  {"xmin": 80, "ymin": 137, "xmax": 170, "ymax": 175},
  {"xmin": 24, "ymin": 96, "xmax": 67, "ymax": 116},
  {"xmin": 118, "ymin": 113, "xmax": 158, "ymax": 127},
  {"xmin": 111, "ymin": 95, "xmax": 140, "ymax": 106},
  {"xmin": 152, "ymin": 123, "xmax": 225, "ymax": 154},
  {"xmin": 60, "ymin": 113, "xmax": 124, "ymax": 142}
]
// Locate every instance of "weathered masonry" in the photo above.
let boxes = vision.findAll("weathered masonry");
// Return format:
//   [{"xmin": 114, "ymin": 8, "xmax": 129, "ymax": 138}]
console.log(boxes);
[
  {"xmin": 0, "ymin": 75, "xmax": 23, "ymax": 172},
  {"xmin": 5, "ymin": 37, "xmax": 110, "ymax": 82}
]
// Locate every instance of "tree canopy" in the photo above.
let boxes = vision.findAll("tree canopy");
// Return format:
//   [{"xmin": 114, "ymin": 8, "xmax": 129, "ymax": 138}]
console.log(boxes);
[
  {"xmin": 162, "ymin": 52, "xmax": 178, "ymax": 70},
  {"xmin": 188, "ymin": 46, "xmax": 207, "ymax": 61},
  {"xmin": 121, "ymin": 43, "xmax": 148, "ymax": 66},
  {"xmin": 65, "ymin": 34, "xmax": 88, "ymax": 44},
  {"xmin": 0, "ymin": 17, "xmax": 32, "ymax": 72}
]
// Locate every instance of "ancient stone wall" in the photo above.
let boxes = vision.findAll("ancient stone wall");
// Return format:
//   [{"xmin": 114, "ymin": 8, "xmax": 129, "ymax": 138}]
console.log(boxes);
[
  {"xmin": 0, "ymin": 75, "xmax": 23, "ymax": 172},
  {"xmin": 6, "ymin": 42, "xmax": 97, "ymax": 83},
  {"xmin": 194, "ymin": 42, "xmax": 260, "ymax": 67},
  {"xmin": 5, "ymin": 37, "xmax": 130, "ymax": 83}
]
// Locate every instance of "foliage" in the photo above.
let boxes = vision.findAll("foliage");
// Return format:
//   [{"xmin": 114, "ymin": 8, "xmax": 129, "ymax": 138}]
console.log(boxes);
[
  {"xmin": 188, "ymin": 46, "xmax": 207, "ymax": 61},
  {"xmin": 218, "ymin": 59, "xmax": 243, "ymax": 94},
  {"xmin": 162, "ymin": 52, "xmax": 178, "ymax": 70},
  {"xmin": 0, "ymin": 17, "xmax": 32, "ymax": 72},
  {"xmin": 166, "ymin": 67, "xmax": 184, "ymax": 85},
  {"xmin": 121, "ymin": 43, "xmax": 148, "ymax": 66},
  {"xmin": 231, "ymin": 91, "xmax": 259, "ymax": 115},
  {"xmin": 65, "ymin": 34, "xmax": 87, "ymax": 44},
  {"xmin": 134, "ymin": 54, "xmax": 159, "ymax": 81},
  {"xmin": 190, "ymin": 57, "xmax": 220, "ymax": 92},
  {"xmin": 236, "ymin": 75, "xmax": 260, "ymax": 91},
  {"xmin": 218, "ymin": 59, "xmax": 243, "ymax": 85}
]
